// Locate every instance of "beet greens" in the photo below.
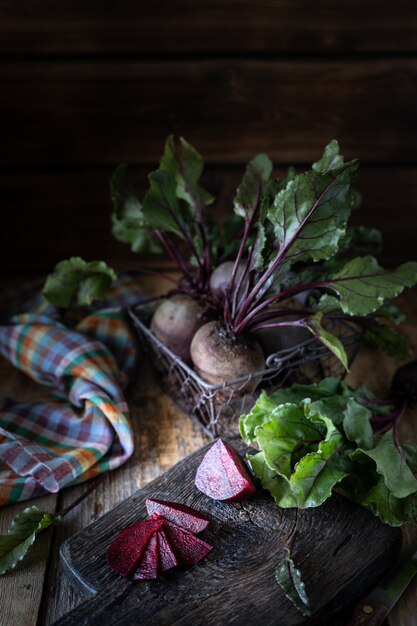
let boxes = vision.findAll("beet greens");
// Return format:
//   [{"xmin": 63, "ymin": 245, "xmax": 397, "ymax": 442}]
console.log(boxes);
[
  {"xmin": 240, "ymin": 375, "xmax": 417, "ymax": 526},
  {"xmin": 43, "ymin": 136, "xmax": 417, "ymax": 370}
]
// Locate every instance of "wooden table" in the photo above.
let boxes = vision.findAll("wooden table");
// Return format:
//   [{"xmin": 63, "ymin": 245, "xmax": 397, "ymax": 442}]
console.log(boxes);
[{"xmin": 1, "ymin": 278, "xmax": 417, "ymax": 625}]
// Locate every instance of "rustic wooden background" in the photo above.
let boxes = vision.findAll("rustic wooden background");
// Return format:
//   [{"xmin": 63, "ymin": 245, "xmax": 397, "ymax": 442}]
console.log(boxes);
[{"xmin": 1, "ymin": 1, "xmax": 417, "ymax": 274}]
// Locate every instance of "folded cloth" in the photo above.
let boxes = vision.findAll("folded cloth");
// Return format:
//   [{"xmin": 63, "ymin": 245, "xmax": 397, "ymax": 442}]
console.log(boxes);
[{"xmin": 0, "ymin": 277, "xmax": 142, "ymax": 506}]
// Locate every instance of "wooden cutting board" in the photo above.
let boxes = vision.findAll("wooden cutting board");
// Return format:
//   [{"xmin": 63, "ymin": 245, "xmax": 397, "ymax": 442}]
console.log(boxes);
[{"xmin": 58, "ymin": 438, "xmax": 401, "ymax": 626}]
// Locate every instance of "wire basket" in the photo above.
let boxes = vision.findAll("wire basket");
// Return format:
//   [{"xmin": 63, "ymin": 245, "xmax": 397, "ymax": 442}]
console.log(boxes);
[{"xmin": 129, "ymin": 300, "xmax": 363, "ymax": 437}]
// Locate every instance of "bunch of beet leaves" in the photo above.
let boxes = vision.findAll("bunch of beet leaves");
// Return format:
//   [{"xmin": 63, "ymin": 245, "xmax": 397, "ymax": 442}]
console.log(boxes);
[
  {"xmin": 43, "ymin": 136, "xmax": 417, "ymax": 385},
  {"xmin": 240, "ymin": 372, "xmax": 417, "ymax": 527}
]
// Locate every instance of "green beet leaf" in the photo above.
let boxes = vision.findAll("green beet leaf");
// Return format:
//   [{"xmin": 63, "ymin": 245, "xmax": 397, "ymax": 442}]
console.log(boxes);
[
  {"xmin": 364, "ymin": 320, "xmax": 410, "ymax": 359},
  {"xmin": 267, "ymin": 158, "xmax": 358, "ymax": 268},
  {"xmin": 110, "ymin": 164, "xmax": 162, "ymax": 253},
  {"xmin": 239, "ymin": 390, "xmax": 278, "ymax": 444},
  {"xmin": 43, "ymin": 257, "xmax": 117, "ymax": 308},
  {"xmin": 160, "ymin": 135, "xmax": 214, "ymax": 215},
  {"xmin": 312, "ymin": 139, "xmax": 344, "ymax": 173},
  {"xmin": 289, "ymin": 427, "xmax": 350, "ymax": 508},
  {"xmin": 255, "ymin": 404, "xmax": 325, "ymax": 480},
  {"xmin": 275, "ymin": 549, "xmax": 312, "ymax": 617},
  {"xmin": 351, "ymin": 476, "xmax": 417, "ymax": 527},
  {"xmin": 303, "ymin": 313, "xmax": 349, "ymax": 370},
  {"xmin": 352, "ymin": 431, "xmax": 417, "ymax": 499},
  {"xmin": 233, "ymin": 154, "xmax": 273, "ymax": 222},
  {"xmin": 322, "ymin": 256, "xmax": 417, "ymax": 316},
  {"xmin": 0, "ymin": 507, "xmax": 59, "ymax": 575},
  {"xmin": 306, "ymin": 395, "xmax": 350, "ymax": 426},
  {"xmin": 342, "ymin": 398, "xmax": 374, "ymax": 449},
  {"xmin": 141, "ymin": 169, "xmax": 187, "ymax": 237},
  {"xmin": 271, "ymin": 378, "xmax": 348, "ymax": 405},
  {"xmin": 336, "ymin": 226, "xmax": 383, "ymax": 258},
  {"xmin": 247, "ymin": 452, "xmax": 298, "ymax": 508}
]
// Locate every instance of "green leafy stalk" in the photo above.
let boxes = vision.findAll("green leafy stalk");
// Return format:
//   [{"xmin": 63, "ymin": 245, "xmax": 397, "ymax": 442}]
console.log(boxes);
[
  {"xmin": 43, "ymin": 257, "xmax": 117, "ymax": 308},
  {"xmin": 0, "ymin": 473, "xmax": 107, "ymax": 576},
  {"xmin": 0, "ymin": 507, "xmax": 59, "ymax": 575},
  {"xmin": 275, "ymin": 549, "xmax": 312, "ymax": 617},
  {"xmin": 241, "ymin": 378, "xmax": 417, "ymax": 526}
]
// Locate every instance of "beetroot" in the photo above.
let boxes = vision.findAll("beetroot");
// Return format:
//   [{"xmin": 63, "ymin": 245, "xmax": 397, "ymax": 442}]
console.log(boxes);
[
  {"xmin": 133, "ymin": 532, "xmax": 159, "ymax": 580},
  {"xmin": 150, "ymin": 294, "xmax": 205, "ymax": 363},
  {"xmin": 163, "ymin": 520, "xmax": 213, "ymax": 566},
  {"xmin": 145, "ymin": 498, "xmax": 210, "ymax": 534},
  {"xmin": 195, "ymin": 439, "xmax": 256, "ymax": 502},
  {"xmin": 190, "ymin": 321, "xmax": 265, "ymax": 393},
  {"xmin": 209, "ymin": 261, "xmax": 248, "ymax": 302},
  {"xmin": 106, "ymin": 516, "xmax": 164, "ymax": 577},
  {"xmin": 158, "ymin": 528, "xmax": 179, "ymax": 572}
]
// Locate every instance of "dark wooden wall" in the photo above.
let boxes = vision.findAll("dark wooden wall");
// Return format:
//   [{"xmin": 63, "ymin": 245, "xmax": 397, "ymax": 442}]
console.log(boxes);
[{"xmin": 1, "ymin": 1, "xmax": 417, "ymax": 274}]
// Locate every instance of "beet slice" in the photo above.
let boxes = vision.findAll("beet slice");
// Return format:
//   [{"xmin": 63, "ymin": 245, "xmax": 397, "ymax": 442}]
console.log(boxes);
[
  {"xmin": 106, "ymin": 516, "xmax": 164, "ymax": 577},
  {"xmin": 158, "ymin": 528, "xmax": 179, "ymax": 572},
  {"xmin": 195, "ymin": 439, "xmax": 256, "ymax": 502},
  {"xmin": 163, "ymin": 520, "xmax": 212, "ymax": 566},
  {"xmin": 133, "ymin": 533, "xmax": 159, "ymax": 580},
  {"xmin": 145, "ymin": 498, "xmax": 210, "ymax": 534}
]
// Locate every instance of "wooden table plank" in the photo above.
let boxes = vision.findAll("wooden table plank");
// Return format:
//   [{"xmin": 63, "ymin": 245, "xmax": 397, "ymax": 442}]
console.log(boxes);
[
  {"xmin": 2, "ymin": 59, "xmax": 417, "ymax": 168},
  {"xmin": 1, "ymin": 0, "xmax": 417, "ymax": 55}
]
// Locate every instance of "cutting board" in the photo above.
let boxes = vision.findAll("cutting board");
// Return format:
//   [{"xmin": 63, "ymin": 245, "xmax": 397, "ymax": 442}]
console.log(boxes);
[{"xmin": 58, "ymin": 438, "xmax": 401, "ymax": 626}]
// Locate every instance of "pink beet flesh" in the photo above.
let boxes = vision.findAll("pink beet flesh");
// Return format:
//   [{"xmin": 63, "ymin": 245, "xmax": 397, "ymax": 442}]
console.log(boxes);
[
  {"xmin": 158, "ymin": 528, "xmax": 179, "ymax": 572},
  {"xmin": 163, "ymin": 521, "xmax": 212, "ymax": 566},
  {"xmin": 145, "ymin": 498, "xmax": 210, "ymax": 534},
  {"xmin": 195, "ymin": 439, "xmax": 256, "ymax": 502},
  {"xmin": 133, "ymin": 533, "xmax": 159, "ymax": 580},
  {"xmin": 106, "ymin": 517, "xmax": 163, "ymax": 577}
]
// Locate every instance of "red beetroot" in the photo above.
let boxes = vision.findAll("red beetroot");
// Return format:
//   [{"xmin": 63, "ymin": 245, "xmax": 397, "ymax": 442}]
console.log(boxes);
[
  {"xmin": 158, "ymin": 528, "xmax": 179, "ymax": 572},
  {"xmin": 150, "ymin": 294, "xmax": 205, "ymax": 363},
  {"xmin": 106, "ymin": 516, "xmax": 164, "ymax": 577},
  {"xmin": 163, "ymin": 520, "xmax": 213, "ymax": 566},
  {"xmin": 195, "ymin": 439, "xmax": 256, "ymax": 502},
  {"xmin": 133, "ymin": 533, "xmax": 159, "ymax": 580},
  {"xmin": 146, "ymin": 498, "xmax": 210, "ymax": 534}
]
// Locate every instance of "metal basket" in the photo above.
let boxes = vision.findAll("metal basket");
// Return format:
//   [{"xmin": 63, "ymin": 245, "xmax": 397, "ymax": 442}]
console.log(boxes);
[{"xmin": 129, "ymin": 300, "xmax": 363, "ymax": 437}]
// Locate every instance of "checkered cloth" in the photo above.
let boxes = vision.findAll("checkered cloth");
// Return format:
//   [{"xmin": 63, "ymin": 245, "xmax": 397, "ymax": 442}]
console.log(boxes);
[{"xmin": 0, "ymin": 277, "xmax": 143, "ymax": 506}]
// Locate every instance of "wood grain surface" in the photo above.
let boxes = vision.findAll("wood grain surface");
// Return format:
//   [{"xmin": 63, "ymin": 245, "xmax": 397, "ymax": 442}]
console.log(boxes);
[
  {"xmin": 56, "ymin": 439, "xmax": 401, "ymax": 626},
  {"xmin": 1, "ymin": 1, "xmax": 417, "ymax": 55},
  {"xmin": 2, "ymin": 59, "xmax": 417, "ymax": 169}
]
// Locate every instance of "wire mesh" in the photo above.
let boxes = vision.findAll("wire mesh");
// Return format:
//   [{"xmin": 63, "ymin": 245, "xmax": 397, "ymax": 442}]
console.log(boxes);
[{"xmin": 129, "ymin": 300, "xmax": 363, "ymax": 438}]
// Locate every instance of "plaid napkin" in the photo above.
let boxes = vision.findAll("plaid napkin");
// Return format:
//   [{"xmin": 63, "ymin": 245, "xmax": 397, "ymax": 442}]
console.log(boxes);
[{"xmin": 0, "ymin": 277, "xmax": 142, "ymax": 506}]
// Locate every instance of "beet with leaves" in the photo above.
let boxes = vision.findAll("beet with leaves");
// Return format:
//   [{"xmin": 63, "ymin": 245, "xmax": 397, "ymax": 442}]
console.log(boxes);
[{"xmin": 43, "ymin": 137, "xmax": 417, "ymax": 392}]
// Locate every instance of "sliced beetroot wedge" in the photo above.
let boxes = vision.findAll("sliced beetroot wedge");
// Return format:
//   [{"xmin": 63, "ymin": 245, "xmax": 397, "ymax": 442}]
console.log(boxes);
[
  {"xmin": 133, "ymin": 533, "xmax": 159, "ymax": 580},
  {"xmin": 158, "ymin": 528, "xmax": 179, "ymax": 572},
  {"xmin": 163, "ymin": 520, "xmax": 212, "ymax": 566},
  {"xmin": 146, "ymin": 498, "xmax": 210, "ymax": 534},
  {"xmin": 106, "ymin": 516, "xmax": 164, "ymax": 578},
  {"xmin": 195, "ymin": 439, "xmax": 256, "ymax": 502}
]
